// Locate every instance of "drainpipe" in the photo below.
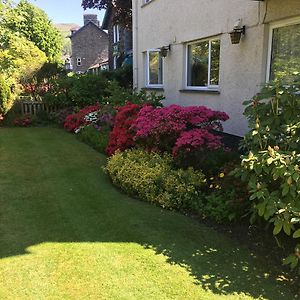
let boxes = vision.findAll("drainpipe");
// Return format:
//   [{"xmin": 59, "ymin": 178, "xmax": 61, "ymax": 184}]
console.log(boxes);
[{"xmin": 133, "ymin": 0, "xmax": 139, "ymax": 89}]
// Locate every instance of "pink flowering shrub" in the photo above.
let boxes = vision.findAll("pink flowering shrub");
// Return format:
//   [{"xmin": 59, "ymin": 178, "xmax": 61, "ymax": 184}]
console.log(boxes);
[
  {"xmin": 132, "ymin": 104, "xmax": 229, "ymax": 152},
  {"xmin": 173, "ymin": 128, "xmax": 223, "ymax": 156}
]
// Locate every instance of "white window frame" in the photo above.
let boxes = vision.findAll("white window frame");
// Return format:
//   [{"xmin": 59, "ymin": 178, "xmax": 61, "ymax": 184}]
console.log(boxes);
[
  {"xmin": 185, "ymin": 37, "xmax": 220, "ymax": 91},
  {"xmin": 266, "ymin": 16, "xmax": 300, "ymax": 82},
  {"xmin": 77, "ymin": 57, "xmax": 82, "ymax": 66},
  {"xmin": 113, "ymin": 25, "xmax": 120, "ymax": 44},
  {"xmin": 145, "ymin": 49, "xmax": 164, "ymax": 88}
]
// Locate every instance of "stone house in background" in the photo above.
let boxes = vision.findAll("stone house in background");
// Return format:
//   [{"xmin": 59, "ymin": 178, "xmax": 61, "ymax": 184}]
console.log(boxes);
[
  {"xmin": 70, "ymin": 14, "xmax": 109, "ymax": 73},
  {"xmin": 102, "ymin": 8, "xmax": 133, "ymax": 70},
  {"xmin": 132, "ymin": 0, "xmax": 300, "ymax": 136}
]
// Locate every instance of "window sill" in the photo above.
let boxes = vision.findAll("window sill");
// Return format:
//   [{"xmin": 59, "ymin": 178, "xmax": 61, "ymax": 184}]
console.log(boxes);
[
  {"xmin": 179, "ymin": 89, "xmax": 220, "ymax": 94},
  {"xmin": 142, "ymin": 86, "xmax": 164, "ymax": 91}
]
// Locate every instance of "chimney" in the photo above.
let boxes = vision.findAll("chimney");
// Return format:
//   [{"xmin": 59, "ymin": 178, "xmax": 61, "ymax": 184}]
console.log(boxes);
[{"xmin": 83, "ymin": 14, "xmax": 99, "ymax": 27}]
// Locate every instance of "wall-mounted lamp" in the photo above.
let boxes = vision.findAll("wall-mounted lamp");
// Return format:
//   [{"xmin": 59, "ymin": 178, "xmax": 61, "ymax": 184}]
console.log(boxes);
[
  {"xmin": 160, "ymin": 45, "xmax": 171, "ymax": 57},
  {"xmin": 230, "ymin": 19, "xmax": 246, "ymax": 44}
]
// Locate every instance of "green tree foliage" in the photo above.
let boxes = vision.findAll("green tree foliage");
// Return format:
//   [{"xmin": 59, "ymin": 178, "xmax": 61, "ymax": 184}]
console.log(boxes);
[{"xmin": 5, "ymin": 0, "xmax": 63, "ymax": 61}]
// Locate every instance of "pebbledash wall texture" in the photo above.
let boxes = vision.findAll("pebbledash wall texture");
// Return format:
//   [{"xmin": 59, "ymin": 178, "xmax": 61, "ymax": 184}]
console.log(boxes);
[
  {"xmin": 70, "ymin": 15, "xmax": 108, "ymax": 73},
  {"xmin": 132, "ymin": 0, "xmax": 300, "ymax": 136}
]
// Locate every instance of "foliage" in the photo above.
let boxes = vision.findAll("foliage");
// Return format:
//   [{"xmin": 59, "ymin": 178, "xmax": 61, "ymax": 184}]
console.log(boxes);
[
  {"xmin": 0, "ymin": 75, "xmax": 12, "ymax": 115},
  {"xmin": 104, "ymin": 81, "xmax": 164, "ymax": 107},
  {"xmin": 106, "ymin": 103, "xmax": 142, "ymax": 156},
  {"xmin": 237, "ymin": 81, "xmax": 300, "ymax": 270},
  {"xmin": 81, "ymin": 0, "xmax": 132, "ymax": 28},
  {"xmin": 102, "ymin": 65, "xmax": 133, "ymax": 88},
  {"xmin": 202, "ymin": 192, "xmax": 237, "ymax": 223},
  {"xmin": 23, "ymin": 62, "xmax": 66, "ymax": 100},
  {"xmin": 132, "ymin": 104, "xmax": 229, "ymax": 154},
  {"xmin": 44, "ymin": 74, "xmax": 110, "ymax": 108},
  {"xmin": 106, "ymin": 149, "xmax": 206, "ymax": 210},
  {"xmin": 51, "ymin": 107, "xmax": 75, "ymax": 126},
  {"xmin": 5, "ymin": 0, "xmax": 63, "ymax": 61},
  {"xmin": 205, "ymin": 163, "xmax": 250, "ymax": 222},
  {"xmin": 77, "ymin": 125, "xmax": 110, "ymax": 154},
  {"xmin": 242, "ymin": 81, "xmax": 300, "ymax": 152}
]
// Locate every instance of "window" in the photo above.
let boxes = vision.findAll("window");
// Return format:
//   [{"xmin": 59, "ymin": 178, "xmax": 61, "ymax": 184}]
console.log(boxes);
[
  {"xmin": 77, "ymin": 57, "xmax": 82, "ymax": 66},
  {"xmin": 113, "ymin": 25, "xmax": 120, "ymax": 70},
  {"xmin": 268, "ymin": 18, "xmax": 300, "ymax": 83},
  {"xmin": 113, "ymin": 25, "xmax": 120, "ymax": 43},
  {"xmin": 146, "ymin": 50, "xmax": 163, "ymax": 87},
  {"xmin": 186, "ymin": 39, "xmax": 220, "ymax": 89}
]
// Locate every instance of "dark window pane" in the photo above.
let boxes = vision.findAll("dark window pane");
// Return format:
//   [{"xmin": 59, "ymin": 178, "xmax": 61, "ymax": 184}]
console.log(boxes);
[
  {"xmin": 270, "ymin": 23, "xmax": 300, "ymax": 82},
  {"xmin": 187, "ymin": 42, "xmax": 209, "ymax": 87},
  {"xmin": 210, "ymin": 40, "xmax": 220, "ymax": 86}
]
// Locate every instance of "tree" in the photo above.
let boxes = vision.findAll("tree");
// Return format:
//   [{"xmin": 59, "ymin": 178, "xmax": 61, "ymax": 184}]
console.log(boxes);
[
  {"xmin": 81, "ymin": 0, "xmax": 132, "ymax": 27},
  {"xmin": 5, "ymin": 0, "xmax": 63, "ymax": 61}
]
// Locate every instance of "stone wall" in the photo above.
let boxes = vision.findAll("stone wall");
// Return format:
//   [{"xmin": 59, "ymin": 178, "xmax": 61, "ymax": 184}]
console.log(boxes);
[{"xmin": 71, "ymin": 23, "xmax": 108, "ymax": 73}]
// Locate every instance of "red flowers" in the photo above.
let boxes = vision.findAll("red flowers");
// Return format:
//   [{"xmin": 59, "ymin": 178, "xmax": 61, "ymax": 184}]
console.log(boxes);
[
  {"xmin": 64, "ymin": 104, "xmax": 100, "ymax": 132},
  {"xmin": 13, "ymin": 115, "xmax": 32, "ymax": 127},
  {"xmin": 106, "ymin": 103, "xmax": 142, "ymax": 156}
]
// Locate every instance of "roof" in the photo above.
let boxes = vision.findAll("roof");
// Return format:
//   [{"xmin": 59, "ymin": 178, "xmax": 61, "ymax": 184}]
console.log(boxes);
[
  {"xmin": 101, "ymin": 7, "xmax": 112, "ymax": 30},
  {"xmin": 70, "ymin": 21, "xmax": 108, "ymax": 39}
]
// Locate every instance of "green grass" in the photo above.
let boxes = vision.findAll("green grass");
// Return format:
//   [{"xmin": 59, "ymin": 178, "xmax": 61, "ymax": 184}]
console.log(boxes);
[{"xmin": 0, "ymin": 127, "xmax": 297, "ymax": 299}]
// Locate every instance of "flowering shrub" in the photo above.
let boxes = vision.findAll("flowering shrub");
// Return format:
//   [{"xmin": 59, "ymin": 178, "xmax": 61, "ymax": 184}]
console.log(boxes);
[
  {"xmin": 173, "ymin": 128, "xmax": 223, "ymax": 155},
  {"xmin": 132, "ymin": 105, "xmax": 229, "ymax": 153},
  {"xmin": 13, "ymin": 115, "xmax": 32, "ymax": 127},
  {"xmin": 106, "ymin": 103, "xmax": 143, "ymax": 156},
  {"xmin": 63, "ymin": 103, "xmax": 100, "ymax": 132},
  {"xmin": 105, "ymin": 149, "xmax": 206, "ymax": 210},
  {"xmin": 236, "ymin": 81, "xmax": 300, "ymax": 270}
]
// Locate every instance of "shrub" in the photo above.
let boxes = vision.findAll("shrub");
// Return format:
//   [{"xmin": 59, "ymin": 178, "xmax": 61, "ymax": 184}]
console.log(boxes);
[
  {"xmin": 102, "ymin": 65, "xmax": 133, "ymax": 89},
  {"xmin": 51, "ymin": 107, "xmax": 75, "ymax": 126},
  {"xmin": 105, "ymin": 149, "xmax": 206, "ymax": 210},
  {"xmin": 103, "ymin": 81, "xmax": 164, "ymax": 108},
  {"xmin": 204, "ymin": 163, "xmax": 250, "ymax": 222},
  {"xmin": 132, "ymin": 105, "xmax": 229, "ymax": 152},
  {"xmin": 106, "ymin": 103, "xmax": 143, "ymax": 156},
  {"xmin": 77, "ymin": 125, "xmax": 110, "ymax": 154},
  {"xmin": 0, "ymin": 75, "xmax": 13, "ymax": 115},
  {"xmin": 44, "ymin": 74, "xmax": 110, "ymax": 108},
  {"xmin": 236, "ymin": 80, "xmax": 300, "ymax": 270},
  {"xmin": 64, "ymin": 104, "xmax": 100, "ymax": 132}
]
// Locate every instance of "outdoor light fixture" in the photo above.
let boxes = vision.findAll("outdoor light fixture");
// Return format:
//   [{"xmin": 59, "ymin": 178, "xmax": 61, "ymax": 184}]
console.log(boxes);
[
  {"xmin": 230, "ymin": 19, "xmax": 246, "ymax": 44},
  {"xmin": 160, "ymin": 45, "xmax": 171, "ymax": 57}
]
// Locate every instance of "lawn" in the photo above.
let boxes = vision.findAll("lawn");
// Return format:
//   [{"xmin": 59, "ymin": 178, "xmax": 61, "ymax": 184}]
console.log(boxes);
[{"xmin": 0, "ymin": 127, "xmax": 297, "ymax": 299}]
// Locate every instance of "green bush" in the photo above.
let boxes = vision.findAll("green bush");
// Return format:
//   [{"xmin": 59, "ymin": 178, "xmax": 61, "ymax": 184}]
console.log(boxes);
[
  {"xmin": 77, "ymin": 125, "xmax": 110, "ymax": 154},
  {"xmin": 236, "ymin": 80, "xmax": 300, "ymax": 270},
  {"xmin": 104, "ymin": 81, "xmax": 164, "ymax": 108},
  {"xmin": 105, "ymin": 149, "xmax": 206, "ymax": 210},
  {"xmin": 0, "ymin": 75, "xmax": 13, "ymax": 115},
  {"xmin": 102, "ymin": 65, "xmax": 133, "ymax": 89},
  {"xmin": 44, "ymin": 73, "xmax": 110, "ymax": 108},
  {"xmin": 203, "ymin": 191, "xmax": 237, "ymax": 223}
]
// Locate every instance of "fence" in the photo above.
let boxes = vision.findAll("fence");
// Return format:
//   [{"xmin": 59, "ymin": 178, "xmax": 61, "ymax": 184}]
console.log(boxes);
[{"xmin": 21, "ymin": 101, "xmax": 58, "ymax": 115}]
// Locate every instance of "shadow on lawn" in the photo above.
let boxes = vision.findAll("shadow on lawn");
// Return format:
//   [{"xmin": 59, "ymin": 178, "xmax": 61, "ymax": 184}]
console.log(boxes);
[{"xmin": 0, "ymin": 192, "xmax": 297, "ymax": 300}]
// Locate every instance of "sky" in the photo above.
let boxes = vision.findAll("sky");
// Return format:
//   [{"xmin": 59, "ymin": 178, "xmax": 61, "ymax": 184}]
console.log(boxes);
[{"xmin": 23, "ymin": 0, "xmax": 106, "ymax": 26}]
